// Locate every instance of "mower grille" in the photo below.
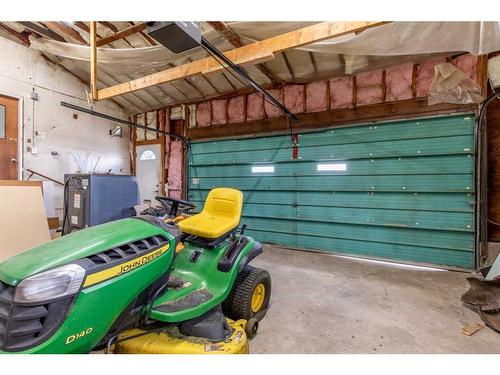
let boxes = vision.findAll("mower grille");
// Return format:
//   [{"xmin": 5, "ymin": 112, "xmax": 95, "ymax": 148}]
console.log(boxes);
[
  {"xmin": 0, "ymin": 280, "xmax": 73, "ymax": 352},
  {"xmin": 84, "ymin": 235, "xmax": 169, "ymax": 268}
]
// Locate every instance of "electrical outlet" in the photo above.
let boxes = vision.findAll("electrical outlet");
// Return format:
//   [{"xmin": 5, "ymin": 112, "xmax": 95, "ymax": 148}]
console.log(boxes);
[{"xmin": 31, "ymin": 147, "xmax": 38, "ymax": 155}]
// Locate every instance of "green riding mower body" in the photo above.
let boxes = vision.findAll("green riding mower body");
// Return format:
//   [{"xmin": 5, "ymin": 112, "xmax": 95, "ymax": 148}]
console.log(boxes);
[{"xmin": 0, "ymin": 189, "xmax": 271, "ymax": 354}]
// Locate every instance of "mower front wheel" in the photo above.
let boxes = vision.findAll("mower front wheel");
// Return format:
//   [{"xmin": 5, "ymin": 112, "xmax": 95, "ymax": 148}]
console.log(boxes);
[
  {"xmin": 245, "ymin": 318, "xmax": 259, "ymax": 339},
  {"xmin": 223, "ymin": 266, "xmax": 271, "ymax": 321}
]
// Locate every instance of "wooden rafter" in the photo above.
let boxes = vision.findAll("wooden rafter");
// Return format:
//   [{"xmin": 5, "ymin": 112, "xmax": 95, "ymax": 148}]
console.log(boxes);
[
  {"xmin": 221, "ymin": 72, "xmax": 238, "ymax": 91},
  {"xmin": 128, "ymin": 21, "xmax": 157, "ymax": 46},
  {"xmin": 97, "ymin": 22, "xmax": 386, "ymax": 101},
  {"xmin": 0, "ymin": 22, "xmax": 30, "ymax": 46},
  {"xmin": 207, "ymin": 21, "xmax": 281, "ymax": 85},
  {"xmin": 166, "ymin": 62, "xmax": 205, "ymax": 98},
  {"xmin": 187, "ymin": 57, "xmax": 221, "ymax": 95},
  {"xmin": 98, "ymin": 21, "xmax": 134, "ymax": 48},
  {"xmin": 282, "ymin": 51, "xmax": 295, "ymax": 81},
  {"xmin": 73, "ymin": 21, "xmax": 90, "ymax": 33},
  {"xmin": 96, "ymin": 22, "xmax": 146, "ymax": 47},
  {"xmin": 18, "ymin": 21, "xmax": 66, "ymax": 42},
  {"xmin": 309, "ymin": 52, "xmax": 319, "ymax": 79},
  {"xmin": 44, "ymin": 22, "xmax": 86, "ymax": 44},
  {"xmin": 39, "ymin": 53, "xmax": 129, "ymax": 111}
]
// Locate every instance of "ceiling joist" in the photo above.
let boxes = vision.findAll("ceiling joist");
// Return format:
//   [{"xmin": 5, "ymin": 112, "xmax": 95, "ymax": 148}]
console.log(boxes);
[
  {"xmin": 208, "ymin": 21, "xmax": 282, "ymax": 84},
  {"xmin": 0, "ymin": 22, "xmax": 31, "ymax": 46},
  {"xmin": 44, "ymin": 22, "xmax": 87, "ymax": 44},
  {"xmin": 18, "ymin": 21, "xmax": 66, "ymax": 42},
  {"xmin": 96, "ymin": 21, "xmax": 386, "ymax": 101}
]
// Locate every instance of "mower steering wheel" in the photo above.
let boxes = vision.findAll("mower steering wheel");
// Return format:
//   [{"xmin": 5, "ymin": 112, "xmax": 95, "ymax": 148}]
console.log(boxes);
[{"xmin": 155, "ymin": 196, "xmax": 196, "ymax": 218}]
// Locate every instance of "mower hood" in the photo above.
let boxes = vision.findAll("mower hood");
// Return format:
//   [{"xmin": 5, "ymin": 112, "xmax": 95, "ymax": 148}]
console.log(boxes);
[{"xmin": 0, "ymin": 218, "xmax": 172, "ymax": 286}]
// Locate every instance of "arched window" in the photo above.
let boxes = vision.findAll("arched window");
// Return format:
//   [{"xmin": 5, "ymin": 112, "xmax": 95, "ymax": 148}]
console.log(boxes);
[{"xmin": 139, "ymin": 150, "xmax": 156, "ymax": 160}]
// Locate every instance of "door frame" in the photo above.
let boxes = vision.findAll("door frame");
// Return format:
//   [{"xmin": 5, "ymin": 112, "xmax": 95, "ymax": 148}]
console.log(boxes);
[{"xmin": 0, "ymin": 92, "xmax": 23, "ymax": 180}]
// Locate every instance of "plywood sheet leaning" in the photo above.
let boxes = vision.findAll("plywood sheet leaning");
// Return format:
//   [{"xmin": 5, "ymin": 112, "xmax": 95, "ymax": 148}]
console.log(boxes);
[{"xmin": 0, "ymin": 181, "xmax": 51, "ymax": 262}]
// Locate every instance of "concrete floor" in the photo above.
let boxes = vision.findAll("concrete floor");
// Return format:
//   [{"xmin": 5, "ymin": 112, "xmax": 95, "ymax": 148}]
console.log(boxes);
[{"xmin": 249, "ymin": 244, "xmax": 500, "ymax": 353}]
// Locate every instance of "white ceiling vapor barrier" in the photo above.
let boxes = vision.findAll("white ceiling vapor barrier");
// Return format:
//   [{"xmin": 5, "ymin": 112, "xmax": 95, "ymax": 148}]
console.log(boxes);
[{"xmin": 27, "ymin": 21, "xmax": 500, "ymax": 111}]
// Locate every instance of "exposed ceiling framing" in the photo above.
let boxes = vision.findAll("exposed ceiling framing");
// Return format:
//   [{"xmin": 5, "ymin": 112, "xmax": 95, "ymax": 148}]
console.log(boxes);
[
  {"xmin": 0, "ymin": 21, "xmax": 388, "ymax": 114},
  {"xmin": 96, "ymin": 22, "xmax": 385, "ymax": 101}
]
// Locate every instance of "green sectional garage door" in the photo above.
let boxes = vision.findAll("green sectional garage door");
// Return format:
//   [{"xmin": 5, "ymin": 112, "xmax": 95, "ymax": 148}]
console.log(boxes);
[{"xmin": 188, "ymin": 114, "xmax": 476, "ymax": 269}]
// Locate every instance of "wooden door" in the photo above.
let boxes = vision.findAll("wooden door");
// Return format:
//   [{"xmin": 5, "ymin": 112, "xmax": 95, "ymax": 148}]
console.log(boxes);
[{"xmin": 0, "ymin": 95, "xmax": 19, "ymax": 180}]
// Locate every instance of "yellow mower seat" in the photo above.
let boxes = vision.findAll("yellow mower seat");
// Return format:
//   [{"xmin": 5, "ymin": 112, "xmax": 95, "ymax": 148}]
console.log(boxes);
[{"xmin": 179, "ymin": 188, "xmax": 243, "ymax": 239}]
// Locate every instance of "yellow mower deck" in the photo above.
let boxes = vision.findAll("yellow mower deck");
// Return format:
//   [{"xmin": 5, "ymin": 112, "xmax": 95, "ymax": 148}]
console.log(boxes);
[{"xmin": 113, "ymin": 319, "xmax": 249, "ymax": 354}]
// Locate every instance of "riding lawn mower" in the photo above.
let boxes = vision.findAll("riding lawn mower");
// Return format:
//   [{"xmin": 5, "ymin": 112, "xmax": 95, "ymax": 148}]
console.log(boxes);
[{"xmin": 0, "ymin": 188, "xmax": 271, "ymax": 354}]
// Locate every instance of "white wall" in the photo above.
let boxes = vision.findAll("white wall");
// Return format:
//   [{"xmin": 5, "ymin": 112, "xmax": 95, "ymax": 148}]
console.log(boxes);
[{"xmin": 0, "ymin": 36, "xmax": 131, "ymax": 218}]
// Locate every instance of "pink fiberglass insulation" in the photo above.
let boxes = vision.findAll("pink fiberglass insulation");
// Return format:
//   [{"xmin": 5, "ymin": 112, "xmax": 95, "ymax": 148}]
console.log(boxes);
[
  {"xmin": 211, "ymin": 99, "xmax": 228, "ymax": 126},
  {"xmin": 196, "ymin": 101, "xmax": 211, "ymax": 127},
  {"xmin": 330, "ymin": 77, "xmax": 353, "ymax": 108},
  {"xmin": 284, "ymin": 85, "xmax": 305, "ymax": 114},
  {"xmin": 227, "ymin": 96, "xmax": 245, "ymax": 123},
  {"xmin": 264, "ymin": 89, "xmax": 284, "ymax": 118},
  {"xmin": 385, "ymin": 63, "xmax": 413, "ymax": 101},
  {"xmin": 168, "ymin": 139, "xmax": 183, "ymax": 199},
  {"xmin": 247, "ymin": 93, "xmax": 265, "ymax": 121},
  {"xmin": 356, "ymin": 71, "xmax": 383, "ymax": 105},
  {"xmin": 416, "ymin": 57, "xmax": 447, "ymax": 97},
  {"xmin": 306, "ymin": 81, "xmax": 328, "ymax": 113},
  {"xmin": 452, "ymin": 54, "xmax": 478, "ymax": 81}
]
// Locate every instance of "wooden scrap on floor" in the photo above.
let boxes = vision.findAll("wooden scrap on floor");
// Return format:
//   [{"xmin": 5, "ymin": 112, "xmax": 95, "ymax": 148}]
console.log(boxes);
[
  {"xmin": 0, "ymin": 180, "xmax": 51, "ymax": 262},
  {"xmin": 461, "ymin": 321, "xmax": 486, "ymax": 336}
]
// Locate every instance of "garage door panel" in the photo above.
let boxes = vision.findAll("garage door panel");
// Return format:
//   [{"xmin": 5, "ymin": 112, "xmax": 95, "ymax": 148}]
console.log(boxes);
[
  {"xmin": 244, "ymin": 218, "xmax": 473, "ymax": 251},
  {"xmin": 190, "ymin": 190, "xmax": 473, "ymax": 212},
  {"xmin": 295, "ymin": 221, "xmax": 474, "ymax": 251},
  {"xmin": 191, "ymin": 135, "xmax": 473, "ymax": 165},
  {"xmin": 294, "ymin": 235, "xmax": 473, "ymax": 269},
  {"xmin": 190, "ymin": 155, "xmax": 473, "ymax": 177},
  {"xmin": 189, "ymin": 189, "xmax": 295, "ymax": 205},
  {"xmin": 189, "ymin": 114, "xmax": 476, "ymax": 268},
  {"xmin": 297, "ymin": 135, "xmax": 473, "ymax": 161},
  {"xmin": 189, "ymin": 136, "xmax": 291, "ymax": 155},
  {"xmin": 298, "ymin": 116, "xmax": 474, "ymax": 147},
  {"xmin": 192, "ymin": 116, "xmax": 474, "ymax": 154},
  {"xmin": 295, "ymin": 192, "xmax": 473, "ymax": 212},
  {"xmin": 295, "ymin": 205, "xmax": 473, "ymax": 231},
  {"xmin": 244, "ymin": 226, "xmax": 473, "ymax": 268},
  {"xmin": 190, "ymin": 174, "xmax": 473, "ymax": 192}
]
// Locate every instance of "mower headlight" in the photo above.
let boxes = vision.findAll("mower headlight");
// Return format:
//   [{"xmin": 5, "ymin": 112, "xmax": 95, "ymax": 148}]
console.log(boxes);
[{"xmin": 14, "ymin": 264, "xmax": 86, "ymax": 303}]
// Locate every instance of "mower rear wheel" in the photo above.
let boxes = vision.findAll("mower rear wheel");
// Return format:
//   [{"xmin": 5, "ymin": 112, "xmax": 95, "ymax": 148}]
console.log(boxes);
[{"xmin": 223, "ymin": 266, "xmax": 271, "ymax": 321}]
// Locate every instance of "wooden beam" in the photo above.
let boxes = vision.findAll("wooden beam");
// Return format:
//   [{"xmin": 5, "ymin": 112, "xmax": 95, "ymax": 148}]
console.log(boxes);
[
  {"xmin": 128, "ymin": 21, "xmax": 157, "ymax": 46},
  {"xmin": 39, "ymin": 53, "xmax": 128, "ymax": 111},
  {"xmin": 96, "ymin": 22, "xmax": 146, "ymax": 47},
  {"xmin": 309, "ymin": 52, "xmax": 319, "ymax": 79},
  {"xmin": 18, "ymin": 21, "xmax": 66, "ymax": 42},
  {"xmin": 97, "ymin": 21, "xmax": 386, "ymax": 101},
  {"xmin": 282, "ymin": 51, "xmax": 295, "ymax": 81},
  {"xmin": 74, "ymin": 21, "xmax": 90, "ymax": 33},
  {"xmin": 98, "ymin": 21, "xmax": 134, "ymax": 48},
  {"xmin": 166, "ymin": 62, "xmax": 206, "ymax": 99},
  {"xmin": 44, "ymin": 22, "xmax": 86, "ymax": 44},
  {"xmin": 207, "ymin": 21, "xmax": 282, "ymax": 84},
  {"xmin": 187, "ymin": 98, "xmax": 476, "ymax": 140},
  {"xmin": 90, "ymin": 21, "xmax": 98, "ymax": 101},
  {"xmin": 0, "ymin": 22, "xmax": 30, "ymax": 46},
  {"xmin": 186, "ymin": 57, "xmax": 221, "ymax": 95}
]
